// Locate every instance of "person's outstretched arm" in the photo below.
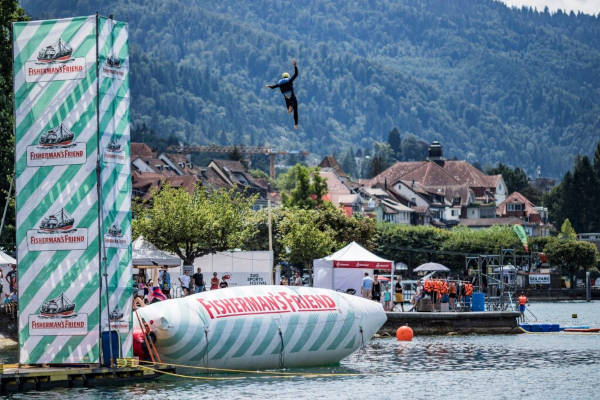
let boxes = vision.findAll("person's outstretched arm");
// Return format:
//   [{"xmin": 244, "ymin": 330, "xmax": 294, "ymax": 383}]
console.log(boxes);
[
  {"xmin": 290, "ymin": 59, "xmax": 298, "ymax": 82},
  {"xmin": 266, "ymin": 82, "xmax": 278, "ymax": 89}
]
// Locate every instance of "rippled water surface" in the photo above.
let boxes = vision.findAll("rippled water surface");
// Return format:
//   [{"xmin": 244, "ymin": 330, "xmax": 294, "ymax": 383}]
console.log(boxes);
[{"xmin": 4, "ymin": 301, "xmax": 600, "ymax": 399}]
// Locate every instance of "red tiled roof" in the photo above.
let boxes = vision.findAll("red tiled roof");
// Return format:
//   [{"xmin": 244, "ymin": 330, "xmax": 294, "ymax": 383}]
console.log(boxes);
[
  {"xmin": 212, "ymin": 159, "xmax": 246, "ymax": 172},
  {"xmin": 131, "ymin": 142, "xmax": 154, "ymax": 158},
  {"xmin": 442, "ymin": 160, "xmax": 490, "ymax": 187},
  {"xmin": 319, "ymin": 156, "xmax": 347, "ymax": 177},
  {"xmin": 319, "ymin": 170, "xmax": 351, "ymax": 195},
  {"xmin": 497, "ymin": 191, "xmax": 539, "ymax": 217}
]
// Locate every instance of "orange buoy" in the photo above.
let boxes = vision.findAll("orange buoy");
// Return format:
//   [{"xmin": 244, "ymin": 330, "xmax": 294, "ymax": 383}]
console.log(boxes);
[{"xmin": 396, "ymin": 325, "xmax": 414, "ymax": 341}]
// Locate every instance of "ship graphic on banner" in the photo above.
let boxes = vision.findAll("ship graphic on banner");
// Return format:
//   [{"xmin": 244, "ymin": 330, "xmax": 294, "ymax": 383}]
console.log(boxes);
[
  {"xmin": 101, "ymin": 50, "xmax": 127, "ymax": 80},
  {"xmin": 27, "ymin": 124, "xmax": 86, "ymax": 167},
  {"xmin": 104, "ymin": 306, "xmax": 129, "ymax": 332},
  {"xmin": 29, "ymin": 292, "xmax": 88, "ymax": 336},
  {"xmin": 27, "ymin": 208, "xmax": 88, "ymax": 251},
  {"xmin": 104, "ymin": 222, "xmax": 129, "ymax": 248},
  {"xmin": 102, "ymin": 137, "xmax": 127, "ymax": 164},
  {"xmin": 26, "ymin": 38, "xmax": 86, "ymax": 83}
]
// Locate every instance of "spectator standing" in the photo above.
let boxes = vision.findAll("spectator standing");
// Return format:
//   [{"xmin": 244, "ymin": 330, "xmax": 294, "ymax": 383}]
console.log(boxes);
[
  {"xmin": 383, "ymin": 284, "xmax": 391, "ymax": 311},
  {"xmin": 210, "ymin": 272, "xmax": 219, "ymax": 290},
  {"xmin": 372, "ymin": 275, "xmax": 381, "ymax": 303},
  {"xmin": 6, "ymin": 265, "xmax": 16, "ymax": 294},
  {"xmin": 394, "ymin": 277, "xmax": 405, "ymax": 312},
  {"xmin": 192, "ymin": 268, "xmax": 205, "ymax": 293},
  {"xmin": 159, "ymin": 267, "xmax": 171, "ymax": 298},
  {"xmin": 293, "ymin": 272, "xmax": 303, "ymax": 286},
  {"xmin": 219, "ymin": 275, "xmax": 229, "ymax": 289},
  {"xmin": 361, "ymin": 273, "xmax": 373, "ymax": 298},
  {"xmin": 280, "ymin": 276, "xmax": 289, "ymax": 285},
  {"xmin": 179, "ymin": 270, "xmax": 191, "ymax": 296}
]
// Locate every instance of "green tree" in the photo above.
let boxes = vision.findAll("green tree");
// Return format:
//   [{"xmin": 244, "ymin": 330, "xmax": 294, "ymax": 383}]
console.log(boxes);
[
  {"xmin": 387, "ymin": 127, "xmax": 402, "ymax": 160},
  {"xmin": 0, "ymin": 0, "xmax": 27, "ymax": 249},
  {"xmin": 486, "ymin": 163, "xmax": 529, "ymax": 194},
  {"xmin": 558, "ymin": 218, "xmax": 576, "ymax": 240},
  {"xmin": 546, "ymin": 148, "xmax": 600, "ymax": 232},
  {"xmin": 279, "ymin": 208, "xmax": 338, "ymax": 285},
  {"xmin": 544, "ymin": 238, "xmax": 598, "ymax": 288},
  {"xmin": 367, "ymin": 142, "xmax": 393, "ymax": 178},
  {"xmin": 133, "ymin": 185, "xmax": 257, "ymax": 265},
  {"xmin": 316, "ymin": 204, "xmax": 377, "ymax": 250},
  {"xmin": 376, "ymin": 223, "xmax": 451, "ymax": 271},
  {"xmin": 339, "ymin": 148, "xmax": 358, "ymax": 178},
  {"xmin": 400, "ymin": 135, "xmax": 428, "ymax": 161},
  {"xmin": 282, "ymin": 164, "xmax": 328, "ymax": 209}
]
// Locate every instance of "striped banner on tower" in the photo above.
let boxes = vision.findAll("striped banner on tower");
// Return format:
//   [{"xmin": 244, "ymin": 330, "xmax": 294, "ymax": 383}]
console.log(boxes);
[
  {"xmin": 98, "ymin": 16, "xmax": 133, "ymax": 358},
  {"xmin": 13, "ymin": 15, "xmax": 132, "ymax": 364}
]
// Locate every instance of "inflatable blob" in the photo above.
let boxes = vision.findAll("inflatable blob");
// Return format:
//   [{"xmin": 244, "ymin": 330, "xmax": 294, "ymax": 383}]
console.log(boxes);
[{"xmin": 134, "ymin": 285, "xmax": 386, "ymax": 369}]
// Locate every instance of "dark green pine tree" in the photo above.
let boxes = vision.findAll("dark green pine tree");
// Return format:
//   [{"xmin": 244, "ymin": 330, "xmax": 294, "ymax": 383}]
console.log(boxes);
[
  {"xmin": 387, "ymin": 127, "xmax": 402, "ymax": 160},
  {"xmin": 0, "ymin": 1, "xmax": 28, "ymax": 250},
  {"xmin": 339, "ymin": 148, "xmax": 358, "ymax": 178}
]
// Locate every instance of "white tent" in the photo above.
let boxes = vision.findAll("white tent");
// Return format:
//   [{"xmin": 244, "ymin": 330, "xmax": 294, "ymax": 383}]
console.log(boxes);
[
  {"xmin": 313, "ymin": 242, "xmax": 393, "ymax": 295},
  {"xmin": 132, "ymin": 236, "xmax": 181, "ymax": 267},
  {"xmin": 192, "ymin": 250, "xmax": 273, "ymax": 287},
  {"xmin": 0, "ymin": 250, "xmax": 16, "ymax": 265}
]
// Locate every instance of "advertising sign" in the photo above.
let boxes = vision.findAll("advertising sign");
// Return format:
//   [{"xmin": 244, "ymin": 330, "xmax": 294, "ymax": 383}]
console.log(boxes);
[
  {"xmin": 97, "ymin": 16, "xmax": 133, "ymax": 353},
  {"xmin": 14, "ymin": 15, "xmax": 131, "ymax": 364},
  {"xmin": 529, "ymin": 274, "xmax": 551, "ymax": 285}
]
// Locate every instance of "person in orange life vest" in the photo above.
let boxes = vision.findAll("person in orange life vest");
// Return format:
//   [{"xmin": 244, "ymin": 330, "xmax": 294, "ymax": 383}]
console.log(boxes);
[{"xmin": 518, "ymin": 293, "xmax": 528, "ymax": 321}]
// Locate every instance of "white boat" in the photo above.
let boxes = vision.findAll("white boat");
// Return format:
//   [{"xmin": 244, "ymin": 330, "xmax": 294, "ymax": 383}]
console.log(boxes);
[{"xmin": 134, "ymin": 285, "xmax": 386, "ymax": 369}]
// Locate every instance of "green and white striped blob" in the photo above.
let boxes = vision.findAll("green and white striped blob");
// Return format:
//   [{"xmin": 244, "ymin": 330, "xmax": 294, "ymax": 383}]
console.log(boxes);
[{"xmin": 136, "ymin": 286, "xmax": 387, "ymax": 370}]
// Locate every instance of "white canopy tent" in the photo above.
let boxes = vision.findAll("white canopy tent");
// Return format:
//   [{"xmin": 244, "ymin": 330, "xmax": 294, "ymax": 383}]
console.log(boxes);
[
  {"xmin": 0, "ymin": 250, "xmax": 16, "ymax": 265},
  {"xmin": 132, "ymin": 236, "xmax": 182, "ymax": 267},
  {"xmin": 313, "ymin": 242, "xmax": 393, "ymax": 295}
]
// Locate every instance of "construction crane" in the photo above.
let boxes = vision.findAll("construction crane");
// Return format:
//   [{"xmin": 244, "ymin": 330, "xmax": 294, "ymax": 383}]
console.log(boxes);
[{"xmin": 167, "ymin": 145, "xmax": 309, "ymax": 179}]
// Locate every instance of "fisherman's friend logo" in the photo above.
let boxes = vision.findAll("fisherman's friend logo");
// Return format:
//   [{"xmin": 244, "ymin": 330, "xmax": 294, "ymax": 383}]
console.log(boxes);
[
  {"xmin": 27, "ymin": 208, "xmax": 88, "ymax": 251},
  {"xmin": 101, "ymin": 52, "xmax": 127, "ymax": 80},
  {"xmin": 104, "ymin": 222, "xmax": 129, "ymax": 248},
  {"xmin": 28, "ymin": 292, "xmax": 89, "ymax": 336},
  {"xmin": 25, "ymin": 38, "xmax": 86, "ymax": 83},
  {"xmin": 27, "ymin": 124, "xmax": 86, "ymax": 167},
  {"xmin": 102, "ymin": 138, "xmax": 127, "ymax": 164},
  {"xmin": 104, "ymin": 307, "xmax": 129, "ymax": 332}
]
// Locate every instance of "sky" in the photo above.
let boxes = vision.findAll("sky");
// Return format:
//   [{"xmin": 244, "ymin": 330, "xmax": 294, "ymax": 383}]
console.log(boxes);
[{"xmin": 500, "ymin": 0, "xmax": 600, "ymax": 14}]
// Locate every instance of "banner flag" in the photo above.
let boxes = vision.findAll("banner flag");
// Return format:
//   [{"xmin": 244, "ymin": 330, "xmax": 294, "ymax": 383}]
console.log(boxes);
[
  {"xmin": 13, "ymin": 15, "xmax": 131, "ymax": 364},
  {"xmin": 512, "ymin": 224, "xmax": 529, "ymax": 253},
  {"xmin": 98, "ymin": 16, "xmax": 133, "ymax": 358}
]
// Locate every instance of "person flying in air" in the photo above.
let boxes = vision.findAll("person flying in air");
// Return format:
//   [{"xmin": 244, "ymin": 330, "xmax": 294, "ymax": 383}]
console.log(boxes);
[{"xmin": 266, "ymin": 60, "xmax": 299, "ymax": 129}]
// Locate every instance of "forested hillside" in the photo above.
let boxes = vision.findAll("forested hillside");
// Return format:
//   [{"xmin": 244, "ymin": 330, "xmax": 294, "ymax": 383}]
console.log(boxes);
[{"xmin": 22, "ymin": 0, "xmax": 600, "ymax": 177}]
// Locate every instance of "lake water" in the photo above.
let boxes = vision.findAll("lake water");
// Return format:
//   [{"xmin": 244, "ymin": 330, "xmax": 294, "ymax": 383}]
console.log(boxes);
[{"xmin": 3, "ymin": 301, "xmax": 599, "ymax": 399}]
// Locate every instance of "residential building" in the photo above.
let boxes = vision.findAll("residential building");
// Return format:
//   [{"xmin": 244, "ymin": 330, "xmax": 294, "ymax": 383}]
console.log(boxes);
[
  {"xmin": 366, "ymin": 141, "xmax": 505, "ymax": 227},
  {"xmin": 496, "ymin": 191, "xmax": 551, "ymax": 236},
  {"xmin": 130, "ymin": 142, "xmax": 273, "ymax": 209}
]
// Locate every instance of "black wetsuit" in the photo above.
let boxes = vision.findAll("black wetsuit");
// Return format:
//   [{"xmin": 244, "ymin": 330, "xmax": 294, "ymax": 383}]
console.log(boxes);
[{"xmin": 268, "ymin": 65, "xmax": 298, "ymax": 126}]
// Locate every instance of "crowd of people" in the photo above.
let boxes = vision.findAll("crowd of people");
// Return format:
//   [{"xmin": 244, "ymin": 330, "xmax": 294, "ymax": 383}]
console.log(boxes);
[
  {"xmin": 133, "ymin": 266, "xmax": 231, "ymax": 310},
  {"xmin": 410, "ymin": 278, "xmax": 474, "ymax": 311},
  {"xmin": 1, "ymin": 265, "xmax": 18, "ymax": 316},
  {"xmin": 360, "ymin": 272, "xmax": 477, "ymax": 312},
  {"xmin": 360, "ymin": 273, "xmax": 405, "ymax": 311}
]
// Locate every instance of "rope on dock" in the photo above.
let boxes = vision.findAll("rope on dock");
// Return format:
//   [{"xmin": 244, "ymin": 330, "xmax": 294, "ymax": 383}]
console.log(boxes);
[{"xmin": 138, "ymin": 360, "xmax": 363, "ymax": 378}]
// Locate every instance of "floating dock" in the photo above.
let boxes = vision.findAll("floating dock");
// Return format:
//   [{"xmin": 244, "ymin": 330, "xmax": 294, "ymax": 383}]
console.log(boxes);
[
  {"xmin": 381, "ymin": 311, "xmax": 521, "ymax": 335},
  {"xmin": 0, "ymin": 363, "xmax": 175, "ymax": 394}
]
